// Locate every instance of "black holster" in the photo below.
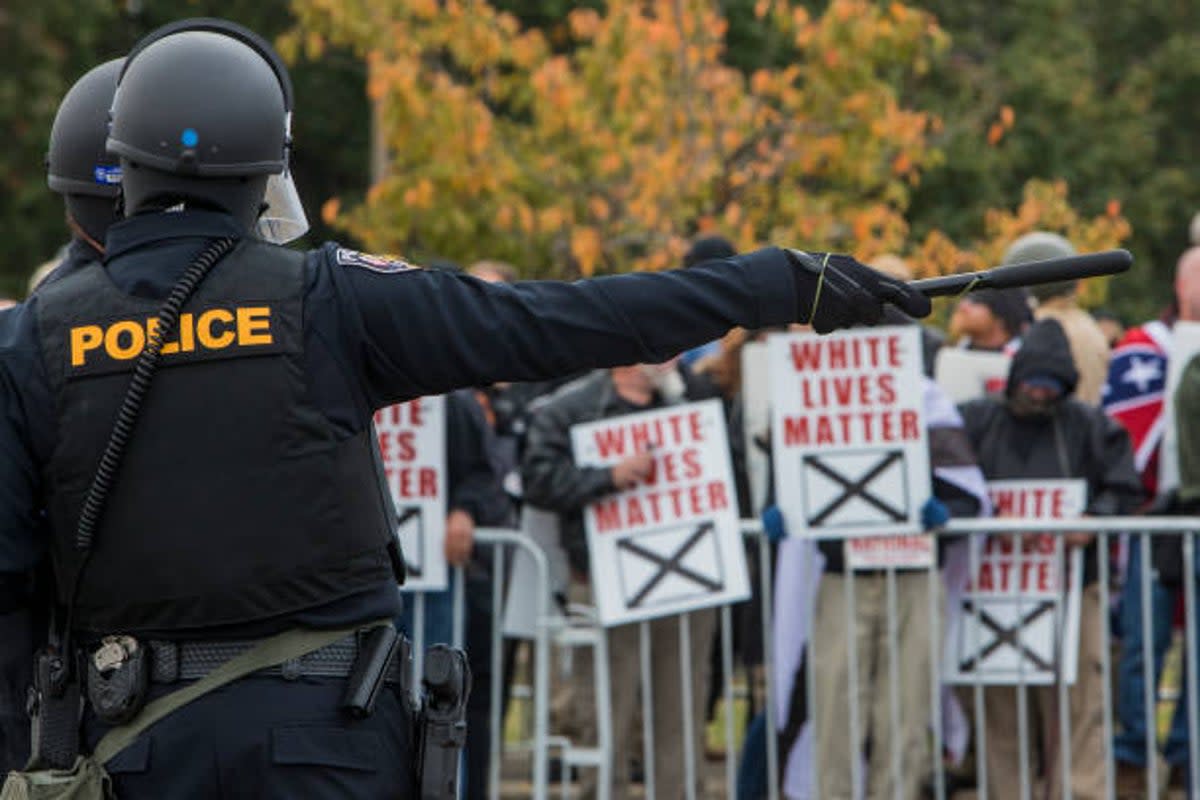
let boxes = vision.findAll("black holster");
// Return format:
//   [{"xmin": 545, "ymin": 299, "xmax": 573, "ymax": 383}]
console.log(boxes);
[
  {"xmin": 25, "ymin": 648, "xmax": 82, "ymax": 770},
  {"xmin": 415, "ymin": 645, "xmax": 471, "ymax": 800}
]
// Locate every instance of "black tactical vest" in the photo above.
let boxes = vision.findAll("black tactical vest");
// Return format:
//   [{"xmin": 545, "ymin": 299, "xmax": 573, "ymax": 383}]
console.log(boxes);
[{"xmin": 35, "ymin": 240, "xmax": 397, "ymax": 634}]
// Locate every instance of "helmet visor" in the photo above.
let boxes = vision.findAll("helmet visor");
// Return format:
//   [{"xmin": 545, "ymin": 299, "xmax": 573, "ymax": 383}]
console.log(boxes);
[{"xmin": 257, "ymin": 171, "xmax": 309, "ymax": 244}]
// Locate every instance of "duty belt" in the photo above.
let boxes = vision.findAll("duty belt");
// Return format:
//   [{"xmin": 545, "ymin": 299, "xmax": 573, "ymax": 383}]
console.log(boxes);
[{"xmin": 145, "ymin": 630, "xmax": 409, "ymax": 684}]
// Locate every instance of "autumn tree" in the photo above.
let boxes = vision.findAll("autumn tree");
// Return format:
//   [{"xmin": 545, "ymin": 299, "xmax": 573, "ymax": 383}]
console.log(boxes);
[
  {"xmin": 291, "ymin": 0, "xmax": 1128, "ymax": 298},
  {"xmin": 908, "ymin": 0, "xmax": 1200, "ymax": 320},
  {"xmin": 289, "ymin": 0, "xmax": 955, "ymax": 276}
]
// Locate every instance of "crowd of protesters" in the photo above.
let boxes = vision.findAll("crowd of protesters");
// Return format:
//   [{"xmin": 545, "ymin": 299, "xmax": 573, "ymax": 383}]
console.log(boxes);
[
  {"xmin": 5, "ymin": 227, "xmax": 1200, "ymax": 800},
  {"xmin": 504, "ymin": 229, "xmax": 1199, "ymax": 799}
]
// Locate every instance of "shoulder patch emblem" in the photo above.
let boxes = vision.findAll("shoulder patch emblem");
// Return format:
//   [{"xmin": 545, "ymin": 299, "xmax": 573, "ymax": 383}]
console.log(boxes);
[{"xmin": 335, "ymin": 248, "xmax": 418, "ymax": 274}]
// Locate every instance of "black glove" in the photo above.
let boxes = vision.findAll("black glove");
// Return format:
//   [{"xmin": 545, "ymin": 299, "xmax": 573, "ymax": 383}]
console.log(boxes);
[{"xmin": 786, "ymin": 250, "xmax": 932, "ymax": 334}]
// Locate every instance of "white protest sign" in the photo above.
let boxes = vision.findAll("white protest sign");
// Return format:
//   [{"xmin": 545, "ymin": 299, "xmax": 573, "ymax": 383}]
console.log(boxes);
[
  {"xmin": 845, "ymin": 534, "xmax": 935, "ymax": 570},
  {"xmin": 944, "ymin": 479, "xmax": 1086, "ymax": 685},
  {"xmin": 768, "ymin": 326, "xmax": 930, "ymax": 539},
  {"xmin": 1158, "ymin": 322, "xmax": 1200, "ymax": 493},
  {"xmin": 571, "ymin": 399, "xmax": 749, "ymax": 626},
  {"xmin": 374, "ymin": 396, "xmax": 447, "ymax": 591},
  {"xmin": 934, "ymin": 348, "xmax": 1011, "ymax": 404}
]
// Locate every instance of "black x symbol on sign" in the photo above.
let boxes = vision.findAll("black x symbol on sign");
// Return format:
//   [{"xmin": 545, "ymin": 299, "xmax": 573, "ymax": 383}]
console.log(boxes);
[
  {"xmin": 395, "ymin": 506, "xmax": 423, "ymax": 578},
  {"xmin": 805, "ymin": 451, "xmax": 907, "ymax": 526},
  {"xmin": 618, "ymin": 521, "xmax": 722, "ymax": 609},
  {"xmin": 958, "ymin": 599, "xmax": 1056, "ymax": 673}
]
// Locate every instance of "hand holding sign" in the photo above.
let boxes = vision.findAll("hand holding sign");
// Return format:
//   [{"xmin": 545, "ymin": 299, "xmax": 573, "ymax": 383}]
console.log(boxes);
[{"xmin": 611, "ymin": 450, "xmax": 654, "ymax": 490}]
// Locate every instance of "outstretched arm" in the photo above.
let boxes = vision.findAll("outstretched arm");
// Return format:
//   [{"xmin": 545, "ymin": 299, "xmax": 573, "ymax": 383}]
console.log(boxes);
[{"xmin": 326, "ymin": 246, "xmax": 928, "ymax": 407}]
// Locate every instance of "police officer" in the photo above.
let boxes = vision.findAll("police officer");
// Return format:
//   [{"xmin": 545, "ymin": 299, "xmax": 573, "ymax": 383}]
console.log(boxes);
[
  {"xmin": 38, "ymin": 58, "xmax": 125, "ymax": 288},
  {"xmin": 0, "ymin": 57, "xmax": 125, "ymax": 774},
  {"xmin": 0, "ymin": 18, "xmax": 930, "ymax": 798}
]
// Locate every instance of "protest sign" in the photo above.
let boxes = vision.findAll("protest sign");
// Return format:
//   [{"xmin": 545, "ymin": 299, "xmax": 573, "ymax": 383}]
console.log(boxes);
[
  {"xmin": 571, "ymin": 399, "xmax": 749, "ymax": 626},
  {"xmin": 845, "ymin": 534, "xmax": 935, "ymax": 570},
  {"xmin": 933, "ymin": 348, "xmax": 1011, "ymax": 403},
  {"xmin": 769, "ymin": 326, "xmax": 930, "ymax": 539},
  {"xmin": 374, "ymin": 395, "xmax": 447, "ymax": 591},
  {"xmin": 944, "ymin": 479, "xmax": 1086, "ymax": 685}
]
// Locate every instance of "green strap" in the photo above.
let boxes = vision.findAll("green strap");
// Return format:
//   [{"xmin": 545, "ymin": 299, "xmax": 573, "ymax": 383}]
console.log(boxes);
[{"xmin": 92, "ymin": 620, "xmax": 389, "ymax": 765}]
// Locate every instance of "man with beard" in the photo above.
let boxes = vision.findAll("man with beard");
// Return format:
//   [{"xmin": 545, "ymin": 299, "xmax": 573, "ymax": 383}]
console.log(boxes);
[{"xmin": 959, "ymin": 318, "xmax": 1141, "ymax": 800}]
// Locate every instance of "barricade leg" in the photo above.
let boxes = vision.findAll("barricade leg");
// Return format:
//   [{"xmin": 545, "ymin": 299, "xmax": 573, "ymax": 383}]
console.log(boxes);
[
  {"xmin": 1184, "ymin": 532, "xmax": 1200, "ymax": 798},
  {"xmin": 969, "ymin": 533, "xmax": 989, "ymax": 800},
  {"xmin": 488, "ymin": 547, "xmax": 504, "ymax": 800},
  {"xmin": 885, "ymin": 567, "xmax": 904, "ymax": 800},
  {"xmin": 680, "ymin": 613, "xmax": 698, "ymax": 800},
  {"xmin": 928, "ymin": 563, "xmax": 946, "ymax": 800},
  {"xmin": 762, "ymin": 537, "xmax": 781, "ymax": 800},
  {"xmin": 720, "ymin": 606, "xmax": 736, "ymax": 800},
  {"xmin": 640, "ymin": 622, "xmax": 656, "ymax": 800},
  {"xmin": 1098, "ymin": 533, "xmax": 1116, "ymax": 800},
  {"xmin": 1140, "ymin": 533, "xmax": 1159, "ymax": 800}
]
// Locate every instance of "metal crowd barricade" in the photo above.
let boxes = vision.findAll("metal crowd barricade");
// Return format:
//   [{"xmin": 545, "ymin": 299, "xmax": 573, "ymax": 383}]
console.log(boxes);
[
  {"xmin": 745, "ymin": 516, "xmax": 1200, "ymax": 800},
  {"xmin": 938, "ymin": 518, "xmax": 1200, "ymax": 800},
  {"xmin": 405, "ymin": 525, "xmax": 777, "ymax": 800},
  {"xmin": 407, "ymin": 516, "xmax": 1200, "ymax": 799}
]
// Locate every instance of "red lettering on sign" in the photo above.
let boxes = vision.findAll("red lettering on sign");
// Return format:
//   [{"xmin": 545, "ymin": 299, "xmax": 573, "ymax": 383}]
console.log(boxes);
[
  {"xmin": 594, "ymin": 427, "xmax": 628, "ymax": 459},
  {"xmin": 781, "ymin": 410, "xmax": 921, "ymax": 447},
  {"xmin": 788, "ymin": 334, "xmax": 902, "ymax": 372},
  {"xmin": 377, "ymin": 430, "xmax": 417, "ymax": 462},
  {"xmin": 799, "ymin": 374, "xmax": 900, "ymax": 410},
  {"xmin": 590, "ymin": 480, "xmax": 730, "ymax": 532},
  {"xmin": 594, "ymin": 499, "xmax": 622, "ymax": 533},
  {"xmin": 878, "ymin": 374, "xmax": 896, "ymax": 404},
  {"xmin": 386, "ymin": 466, "xmax": 438, "ymax": 498},
  {"xmin": 592, "ymin": 411, "xmax": 706, "ymax": 459}
]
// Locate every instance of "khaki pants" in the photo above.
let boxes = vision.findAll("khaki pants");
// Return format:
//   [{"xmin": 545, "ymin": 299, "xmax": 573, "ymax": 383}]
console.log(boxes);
[
  {"xmin": 983, "ymin": 583, "xmax": 1107, "ymax": 800},
  {"xmin": 552, "ymin": 578, "xmax": 715, "ymax": 799},
  {"xmin": 811, "ymin": 570, "xmax": 937, "ymax": 800}
]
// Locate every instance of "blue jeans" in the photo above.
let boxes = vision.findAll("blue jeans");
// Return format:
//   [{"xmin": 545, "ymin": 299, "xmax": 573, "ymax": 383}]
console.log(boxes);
[
  {"xmin": 737, "ymin": 712, "xmax": 769, "ymax": 800},
  {"xmin": 1115, "ymin": 538, "xmax": 1195, "ymax": 766}
]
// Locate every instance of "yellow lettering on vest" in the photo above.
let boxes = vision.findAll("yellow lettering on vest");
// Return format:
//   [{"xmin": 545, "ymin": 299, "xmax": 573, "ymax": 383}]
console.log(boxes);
[
  {"xmin": 196, "ymin": 309, "xmax": 235, "ymax": 349},
  {"xmin": 237, "ymin": 307, "xmax": 272, "ymax": 345},
  {"xmin": 177, "ymin": 313, "xmax": 196, "ymax": 352},
  {"xmin": 70, "ymin": 325, "xmax": 104, "ymax": 367},
  {"xmin": 104, "ymin": 320, "xmax": 145, "ymax": 361}
]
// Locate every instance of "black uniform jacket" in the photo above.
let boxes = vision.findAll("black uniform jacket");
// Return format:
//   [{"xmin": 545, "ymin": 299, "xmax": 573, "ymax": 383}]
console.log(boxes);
[{"xmin": 0, "ymin": 210, "xmax": 803, "ymax": 629}]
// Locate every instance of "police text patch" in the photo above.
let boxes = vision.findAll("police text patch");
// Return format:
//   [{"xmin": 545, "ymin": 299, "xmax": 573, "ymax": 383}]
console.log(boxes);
[
  {"xmin": 67, "ymin": 305, "xmax": 290, "ymax": 376},
  {"xmin": 335, "ymin": 248, "xmax": 418, "ymax": 274}
]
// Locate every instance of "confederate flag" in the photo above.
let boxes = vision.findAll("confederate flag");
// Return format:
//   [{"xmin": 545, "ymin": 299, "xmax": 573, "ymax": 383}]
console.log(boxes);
[{"xmin": 1102, "ymin": 320, "xmax": 1172, "ymax": 496}]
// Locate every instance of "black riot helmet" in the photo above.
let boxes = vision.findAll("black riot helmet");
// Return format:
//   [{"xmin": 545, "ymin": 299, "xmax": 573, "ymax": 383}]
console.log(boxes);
[
  {"xmin": 108, "ymin": 19, "xmax": 303, "ymax": 234},
  {"xmin": 47, "ymin": 58, "xmax": 125, "ymax": 249}
]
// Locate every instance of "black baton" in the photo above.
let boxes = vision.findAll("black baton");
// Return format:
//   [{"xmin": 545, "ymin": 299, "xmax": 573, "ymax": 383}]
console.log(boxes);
[{"xmin": 908, "ymin": 248, "xmax": 1132, "ymax": 298}]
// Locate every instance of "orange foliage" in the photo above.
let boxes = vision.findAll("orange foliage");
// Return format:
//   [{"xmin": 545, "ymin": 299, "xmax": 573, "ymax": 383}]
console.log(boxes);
[
  {"xmin": 286, "ymin": 0, "xmax": 1126, "ymax": 288},
  {"xmin": 918, "ymin": 180, "xmax": 1130, "ymax": 307}
]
